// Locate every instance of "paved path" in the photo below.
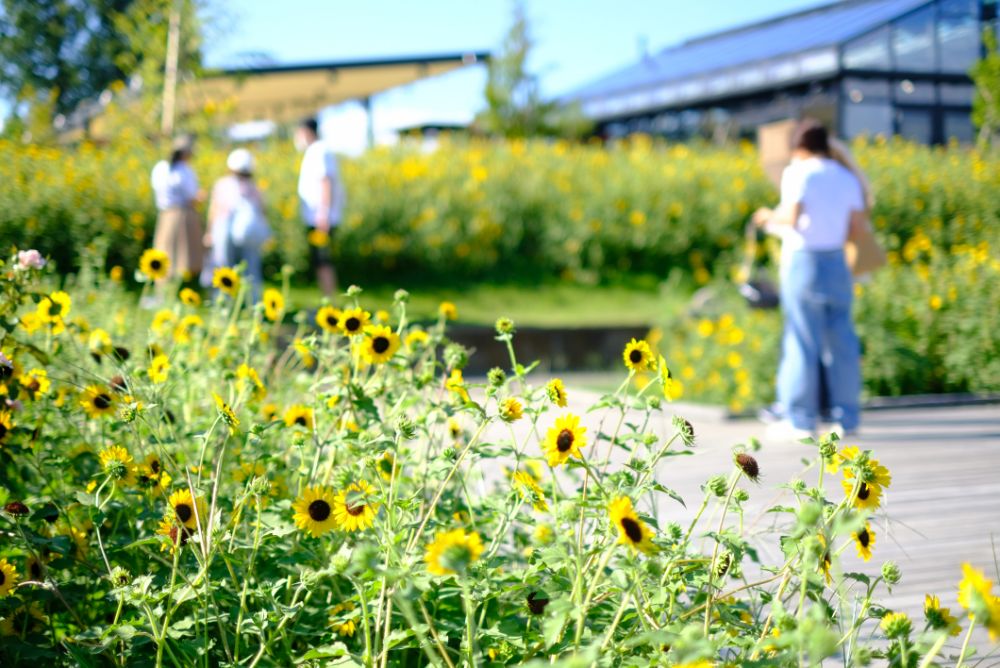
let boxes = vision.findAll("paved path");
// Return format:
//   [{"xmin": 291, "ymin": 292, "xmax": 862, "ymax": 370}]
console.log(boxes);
[{"xmin": 480, "ymin": 387, "xmax": 1000, "ymax": 655}]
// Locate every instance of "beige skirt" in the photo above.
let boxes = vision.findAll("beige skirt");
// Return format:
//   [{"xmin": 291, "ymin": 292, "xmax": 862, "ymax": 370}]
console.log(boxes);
[{"xmin": 154, "ymin": 206, "xmax": 204, "ymax": 280}]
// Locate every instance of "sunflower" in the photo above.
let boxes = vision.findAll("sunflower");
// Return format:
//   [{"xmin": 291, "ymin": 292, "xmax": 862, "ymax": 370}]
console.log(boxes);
[
  {"xmin": 212, "ymin": 267, "xmax": 240, "ymax": 297},
  {"xmin": 284, "ymin": 405, "xmax": 314, "ymax": 430},
  {"xmin": 925, "ymin": 594, "xmax": 961, "ymax": 636},
  {"xmin": 545, "ymin": 378, "xmax": 568, "ymax": 407},
  {"xmin": 173, "ymin": 314, "xmax": 204, "ymax": 344},
  {"xmin": 37, "ymin": 290, "xmax": 72, "ymax": 330},
  {"xmin": 842, "ymin": 477, "xmax": 884, "ymax": 511},
  {"xmin": 315, "ymin": 306, "xmax": 342, "ymax": 333},
  {"xmin": 179, "ymin": 287, "xmax": 201, "ymax": 306},
  {"xmin": 377, "ymin": 452, "xmax": 396, "ymax": 481},
  {"xmin": 853, "ymin": 523, "xmax": 875, "ymax": 561},
  {"xmin": 151, "ymin": 309, "xmax": 176, "ymax": 335},
  {"xmin": 658, "ymin": 356, "xmax": 684, "ymax": 401},
  {"xmin": 438, "ymin": 301, "xmax": 458, "ymax": 320},
  {"xmin": 147, "ymin": 354, "xmax": 170, "ymax": 384},
  {"xmin": 623, "ymin": 338, "xmax": 654, "ymax": 372},
  {"xmin": 499, "ymin": 397, "xmax": 524, "ymax": 422},
  {"xmin": 330, "ymin": 601, "xmax": 357, "ymax": 637},
  {"xmin": 80, "ymin": 385, "xmax": 116, "ymax": 419},
  {"xmin": 139, "ymin": 249, "xmax": 170, "ymax": 280},
  {"xmin": 958, "ymin": 562, "xmax": 994, "ymax": 611},
  {"xmin": 339, "ymin": 307, "xmax": 371, "ymax": 336},
  {"xmin": 18, "ymin": 368, "xmax": 50, "ymax": 399},
  {"xmin": 168, "ymin": 488, "xmax": 206, "ymax": 530},
  {"xmin": 293, "ymin": 338, "xmax": 315, "ymax": 368},
  {"xmin": 292, "ymin": 486, "xmax": 338, "ymax": 537},
  {"xmin": 137, "ymin": 453, "xmax": 171, "ymax": 492},
  {"xmin": 261, "ymin": 403, "xmax": 279, "ymax": 422},
  {"xmin": 263, "ymin": 289, "xmax": 284, "ymax": 322},
  {"xmin": 0, "ymin": 559, "xmax": 18, "ymax": 598},
  {"xmin": 332, "ymin": 480, "xmax": 380, "ymax": 532},
  {"xmin": 0, "ymin": 411, "xmax": 13, "ymax": 443},
  {"xmin": 236, "ymin": 364, "xmax": 266, "ymax": 400},
  {"xmin": 99, "ymin": 445, "xmax": 136, "ymax": 483},
  {"xmin": 512, "ymin": 471, "xmax": 548, "ymax": 512},
  {"xmin": 405, "ymin": 329, "xmax": 429, "ymax": 349},
  {"xmin": 88, "ymin": 328, "xmax": 113, "ymax": 356},
  {"xmin": 542, "ymin": 414, "xmax": 587, "ymax": 467},
  {"xmin": 360, "ymin": 325, "xmax": 400, "ymax": 364},
  {"xmin": 210, "ymin": 392, "xmax": 240, "ymax": 433},
  {"xmin": 446, "ymin": 368, "xmax": 470, "ymax": 403},
  {"xmin": 424, "ymin": 528, "xmax": 484, "ymax": 576},
  {"xmin": 608, "ymin": 496, "xmax": 657, "ymax": 554}
]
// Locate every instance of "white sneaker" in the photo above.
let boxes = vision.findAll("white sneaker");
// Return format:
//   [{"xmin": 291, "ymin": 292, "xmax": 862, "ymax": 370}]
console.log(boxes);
[{"xmin": 765, "ymin": 420, "xmax": 815, "ymax": 443}]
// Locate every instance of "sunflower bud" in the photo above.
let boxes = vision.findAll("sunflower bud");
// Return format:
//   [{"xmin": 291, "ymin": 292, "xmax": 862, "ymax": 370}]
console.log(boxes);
[
  {"xmin": 646, "ymin": 395, "xmax": 662, "ymax": 410},
  {"xmin": 118, "ymin": 403, "xmax": 138, "ymax": 423},
  {"xmin": 494, "ymin": 317, "xmax": 515, "ymax": 336},
  {"xmin": 443, "ymin": 343, "xmax": 469, "ymax": 371},
  {"xmin": 672, "ymin": 415, "xmax": 695, "ymax": 446},
  {"xmin": 346, "ymin": 285, "xmax": 362, "ymax": 297},
  {"xmin": 881, "ymin": 561, "xmax": 902, "ymax": 585},
  {"xmin": 395, "ymin": 415, "xmax": 417, "ymax": 440},
  {"xmin": 790, "ymin": 478, "xmax": 807, "ymax": 493},
  {"xmin": 109, "ymin": 566, "xmax": 131, "ymax": 588},
  {"xmin": 487, "ymin": 367, "xmax": 506, "ymax": 388},
  {"xmin": 441, "ymin": 446, "xmax": 457, "ymax": 460},
  {"xmin": 249, "ymin": 476, "xmax": 271, "ymax": 497},
  {"xmin": 880, "ymin": 612, "xmax": 912, "ymax": 639},
  {"xmin": 818, "ymin": 438, "xmax": 837, "ymax": 461},
  {"xmin": 666, "ymin": 522, "xmax": 683, "ymax": 541},
  {"xmin": 797, "ymin": 501, "xmax": 822, "ymax": 528},
  {"xmin": 706, "ymin": 475, "xmax": 728, "ymax": 497},
  {"xmin": 393, "ymin": 289, "xmax": 410, "ymax": 304},
  {"xmin": 4, "ymin": 501, "xmax": 29, "ymax": 517},
  {"xmin": 734, "ymin": 488, "xmax": 750, "ymax": 503},
  {"xmin": 734, "ymin": 452, "xmax": 760, "ymax": 481}
]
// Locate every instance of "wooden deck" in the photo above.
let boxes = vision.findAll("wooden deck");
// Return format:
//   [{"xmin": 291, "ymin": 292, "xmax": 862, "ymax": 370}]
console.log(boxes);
[{"xmin": 484, "ymin": 391, "xmax": 1000, "ymax": 655}]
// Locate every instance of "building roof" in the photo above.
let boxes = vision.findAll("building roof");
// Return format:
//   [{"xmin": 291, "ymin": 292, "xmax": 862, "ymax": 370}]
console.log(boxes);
[
  {"xmin": 182, "ymin": 51, "xmax": 489, "ymax": 124},
  {"xmin": 569, "ymin": 0, "xmax": 931, "ymax": 119}
]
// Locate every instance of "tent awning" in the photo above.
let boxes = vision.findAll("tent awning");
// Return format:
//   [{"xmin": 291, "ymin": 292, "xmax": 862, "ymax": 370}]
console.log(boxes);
[{"xmin": 181, "ymin": 52, "xmax": 489, "ymax": 123}]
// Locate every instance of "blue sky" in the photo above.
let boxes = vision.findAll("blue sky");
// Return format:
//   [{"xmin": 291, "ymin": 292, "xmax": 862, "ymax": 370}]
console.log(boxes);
[{"xmin": 204, "ymin": 0, "xmax": 828, "ymax": 152}]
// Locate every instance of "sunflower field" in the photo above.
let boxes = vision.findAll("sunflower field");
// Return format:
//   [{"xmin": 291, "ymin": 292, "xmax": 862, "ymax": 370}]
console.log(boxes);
[{"xmin": 1, "ymin": 249, "xmax": 999, "ymax": 666}]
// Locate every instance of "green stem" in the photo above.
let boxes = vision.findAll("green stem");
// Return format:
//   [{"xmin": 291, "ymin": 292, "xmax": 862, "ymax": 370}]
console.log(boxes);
[{"xmin": 954, "ymin": 616, "xmax": 976, "ymax": 667}]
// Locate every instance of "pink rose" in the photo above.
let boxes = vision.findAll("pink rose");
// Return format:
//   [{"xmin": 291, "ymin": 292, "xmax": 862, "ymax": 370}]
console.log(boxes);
[{"xmin": 16, "ymin": 249, "xmax": 46, "ymax": 270}]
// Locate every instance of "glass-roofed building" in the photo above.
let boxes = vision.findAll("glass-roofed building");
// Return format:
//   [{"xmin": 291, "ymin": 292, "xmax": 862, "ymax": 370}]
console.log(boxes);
[{"xmin": 568, "ymin": 0, "xmax": 996, "ymax": 144}]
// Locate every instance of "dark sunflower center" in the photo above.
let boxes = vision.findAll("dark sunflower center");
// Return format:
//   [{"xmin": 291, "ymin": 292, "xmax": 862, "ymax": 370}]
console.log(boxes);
[
  {"xmin": 379, "ymin": 458, "xmax": 393, "ymax": 474},
  {"xmin": 556, "ymin": 429, "xmax": 574, "ymax": 452},
  {"xmin": 51, "ymin": 301, "xmax": 64, "ymax": 316},
  {"xmin": 858, "ymin": 483, "xmax": 870, "ymax": 500},
  {"xmin": 325, "ymin": 314, "xmax": 337, "ymax": 327},
  {"xmin": 345, "ymin": 502, "xmax": 366, "ymax": 516},
  {"xmin": 858, "ymin": 529, "xmax": 870, "ymax": 547},
  {"xmin": 0, "ymin": 570, "xmax": 5, "ymax": 585},
  {"xmin": 94, "ymin": 393, "xmax": 112, "ymax": 409},
  {"xmin": 308, "ymin": 499, "xmax": 331, "ymax": 521},
  {"xmin": 620, "ymin": 516, "xmax": 644, "ymax": 543},
  {"xmin": 629, "ymin": 349, "xmax": 643, "ymax": 364},
  {"xmin": 372, "ymin": 336, "xmax": 390, "ymax": 354},
  {"xmin": 27, "ymin": 379, "xmax": 40, "ymax": 392},
  {"xmin": 30, "ymin": 561, "xmax": 41, "ymax": 579},
  {"xmin": 222, "ymin": 276, "xmax": 233, "ymax": 287},
  {"xmin": 345, "ymin": 317, "xmax": 360, "ymax": 331},
  {"xmin": 295, "ymin": 415, "xmax": 307, "ymax": 427},
  {"xmin": 150, "ymin": 259, "xmax": 162, "ymax": 270},
  {"xmin": 175, "ymin": 503, "xmax": 193, "ymax": 523},
  {"xmin": 0, "ymin": 424, "xmax": 7, "ymax": 439},
  {"xmin": 150, "ymin": 460, "xmax": 160, "ymax": 474}
]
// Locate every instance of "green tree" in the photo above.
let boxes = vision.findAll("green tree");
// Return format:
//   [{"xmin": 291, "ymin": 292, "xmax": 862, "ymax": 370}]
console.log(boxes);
[
  {"xmin": 971, "ymin": 26, "xmax": 1000, "ymax": 149},
  {"xmin": 475, "ymin": 1, "xmax": 591, "ymax": 139},
  {"xmin": 0, "ymin": 0, "xmax": 136, "ymax": 117}
]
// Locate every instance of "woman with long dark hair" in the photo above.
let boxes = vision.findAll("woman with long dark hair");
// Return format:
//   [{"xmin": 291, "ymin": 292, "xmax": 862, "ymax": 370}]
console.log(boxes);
[{"xmin": 753, "ymin": 119, "xmax": 866, "ymax": 439}]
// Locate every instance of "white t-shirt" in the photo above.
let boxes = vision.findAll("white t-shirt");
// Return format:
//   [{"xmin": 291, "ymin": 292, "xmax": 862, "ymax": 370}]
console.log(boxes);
[
  {"xmin": 151, "ymin": 160, "xmax": 199, "ymax": 210},
  {"xmin": 774, "ymin": 157, "xmax": 864, "ymax": 252},
  {"xmin": 297, "ymin": 141, "xmax": 345, "ymax": 227}
]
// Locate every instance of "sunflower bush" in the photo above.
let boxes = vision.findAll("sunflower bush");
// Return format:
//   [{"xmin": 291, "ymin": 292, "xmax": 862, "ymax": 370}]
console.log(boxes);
[{"xmin": 1, "ymin": 248, "xmax": 997, "ymax": 666}]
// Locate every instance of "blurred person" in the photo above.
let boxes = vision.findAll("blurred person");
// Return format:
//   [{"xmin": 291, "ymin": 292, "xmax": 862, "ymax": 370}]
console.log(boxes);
[
  {"xmin": 204, "ymin": 148, "xmax": 271, "ymax": 300},
  {"xmin": 295, "ymin": 117, "xmax": 345, "ymax": 296},
  {"xmin": 753, "ymin": 119, "xmax": 866, "ymax": 440},
  {"xmin": 151, "ymin": 134, "xmax": 204, "ymax": 286}
]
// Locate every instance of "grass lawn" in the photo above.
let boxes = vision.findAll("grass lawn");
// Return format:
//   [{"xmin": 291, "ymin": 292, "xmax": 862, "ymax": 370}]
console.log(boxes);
[{"xmin": 281, "ymin": 277, "xmax": 691, "ymax": 327}]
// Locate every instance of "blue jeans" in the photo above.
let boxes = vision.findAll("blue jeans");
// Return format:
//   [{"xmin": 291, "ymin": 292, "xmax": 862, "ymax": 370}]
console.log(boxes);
[{"xmin": 777, "ymin": 249, "xmax": 860, "ymax": 431}]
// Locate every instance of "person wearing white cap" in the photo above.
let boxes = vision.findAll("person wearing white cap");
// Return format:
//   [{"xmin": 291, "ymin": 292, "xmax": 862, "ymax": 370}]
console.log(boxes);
[{"xmin": 204, "ymin": 148, "xmax": 271, "ymax": 300}]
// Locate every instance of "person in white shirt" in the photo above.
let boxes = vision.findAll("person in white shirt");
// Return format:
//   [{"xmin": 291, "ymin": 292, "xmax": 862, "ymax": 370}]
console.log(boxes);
[
  {"xmin": 753, "ymin": 119, "xmax": 866, "ymax": 440},
  {"xmin": 295, "ymin": 117, "xmax": 345, "ymax": 296},
  {"xmin": 150, "ymin": 134, "xmax": 204, "ymax": 282}
]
